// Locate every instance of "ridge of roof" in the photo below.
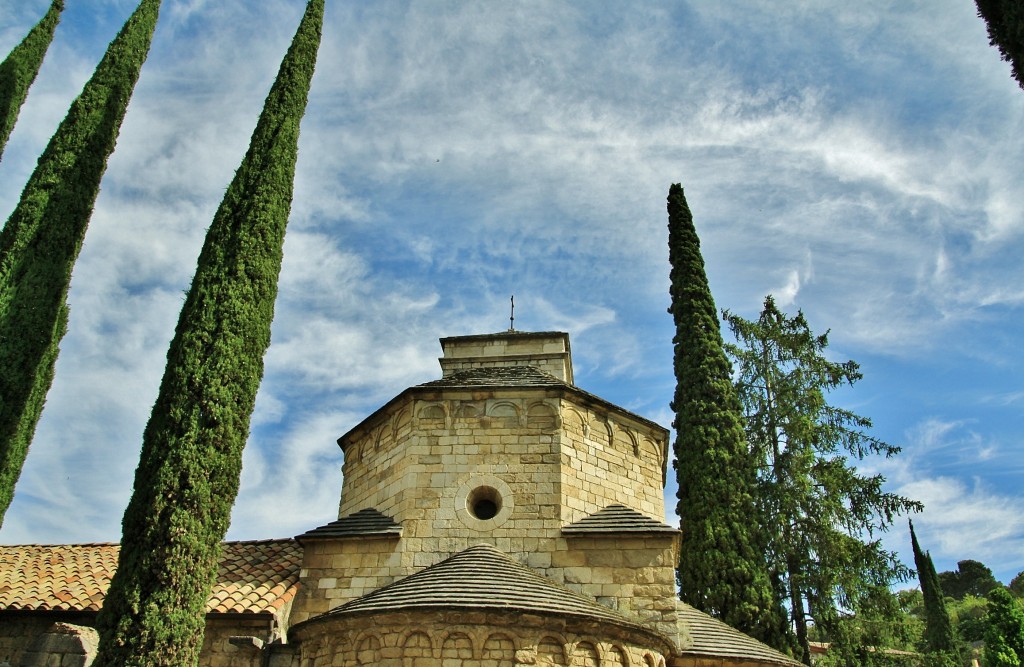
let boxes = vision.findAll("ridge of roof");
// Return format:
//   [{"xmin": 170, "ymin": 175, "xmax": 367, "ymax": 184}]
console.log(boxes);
[
  {"xmin": 322, "ymin": 543, "xmax": 650, "ymax": 631},
  {"xmin": 562, "ymin": 504, "xmax": 679, "ymax": 535},
  {"xmin": 677, "ymin": 602, "xmax": 803, "ymax": 666},
  {"xmin": 295, "ymin": 507, "xmax": 402, "ymax": 541},
  {"xmin": 0, "ymin": 539, "xmax": 301, "ymax": 615}
]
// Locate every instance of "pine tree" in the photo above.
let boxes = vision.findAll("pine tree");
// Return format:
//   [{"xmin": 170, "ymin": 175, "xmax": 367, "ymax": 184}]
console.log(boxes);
[
  {"xmin": 910, "ymin": 520, "xmax": 959, "ymax": 660},
  {"xmin": 667, "ymin": 183, "xmax": 788, "ymax": 650},
  {"xmin": 93, "ymin": 2, "xmax": 323, "ymax": 664},
  {"xmin": 983, "ymin": 588, "xmax": 1024, "ymax": 667},
  {"xmin": 975, "ymin": 0, "xmax": 1024, "ymax": 91},
  {"xmin": 0, "ymin": 0, "xmax": 160, "ymax": 528},
  {"xmin": 0, "ymin": 0, "xmax": 64, "ymax": 161},
  {"xmin": 723, "ymin": 296, "xmax": 922, "ymax": 664}
]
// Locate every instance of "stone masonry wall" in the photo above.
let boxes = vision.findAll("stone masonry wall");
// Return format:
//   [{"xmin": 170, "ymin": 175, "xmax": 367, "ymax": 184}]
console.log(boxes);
[
  {"xmin": 548, "ymin": 535, "xmax": 681, "ymax": 641},
  {"xmin": 558, "ymin": 403, "xmax": 666, "ymax": 525},
  {"xmin": 0, "ymin": 616, "xmax": 55, "ymax": 666},
  {"xmin": 306, "ymin": 386, "xmax": 672, "ymax": 629},
  {"xmin": 0, "ymin": 616, "xmax": 275, "ymax": 667},
  {"xmin": 438, "ymin": 334, "xmax": 572, "ymax": 382},
  {"xmin": 290, "ymin": 537, "xmax": 403, "ymax": 626},
  {"xmin": 287, "ymin": 609, "xmax": 672, "ymax": 667},
  {"xmin": 337, "ymin": 391, "xmax": 567, "ymax": 570},
  {"xmin": 198, "ymin": 618, "xmax": 274, "ymax": 667}
]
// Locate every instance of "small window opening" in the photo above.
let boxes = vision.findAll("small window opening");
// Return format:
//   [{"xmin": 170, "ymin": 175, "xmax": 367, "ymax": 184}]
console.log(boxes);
[{"xmin": 467, "ymin": 486, "xmax": 502, "ymax": 521}]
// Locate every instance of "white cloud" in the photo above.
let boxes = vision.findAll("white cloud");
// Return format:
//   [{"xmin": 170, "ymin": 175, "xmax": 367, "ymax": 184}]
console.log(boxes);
[
  {"xmin": 899, "ymin": 476, "xmax": 1024, "ymax": 576},
  {"xmin": 1, "ymin": 0, "xmax": 1021, "ymax": 565},
  {"xmin": 867, "ymin": 417, "xmax": 1024, "ymax": 581}
]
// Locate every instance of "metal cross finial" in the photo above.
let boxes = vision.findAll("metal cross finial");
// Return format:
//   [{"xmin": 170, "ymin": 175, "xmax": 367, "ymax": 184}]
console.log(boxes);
[{"xmin": 509, "ymin": 295, "xmax": 515, "ymax": 331}]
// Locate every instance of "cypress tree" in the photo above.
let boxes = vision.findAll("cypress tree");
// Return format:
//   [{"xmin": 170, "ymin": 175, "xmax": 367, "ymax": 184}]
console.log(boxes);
[
  {"xmin": 667, "ymin": 183, "xmax": 787, "ymax": 649},
  {"xmin": 0, "ymin": 0, "xmax": 160, "ymax": 528},
  {"xmin": 911, "ymin": 520, "xmax": 959, "ymax": 659},
  {"xmin": 0, "ymin": 0, "xmax": 64, "ymax": 161},
  {"xmin": 975, "ymin": 0, "xmax": 1024, "ymax": 91},
  {"xmin": 93, "ymin": 2, "xmax": 323, "ymax": 665}
]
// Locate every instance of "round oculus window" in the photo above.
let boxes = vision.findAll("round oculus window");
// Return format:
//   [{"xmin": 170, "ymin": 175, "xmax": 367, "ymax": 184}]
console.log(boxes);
[
  {"xmin": 467, "ymin": 486, "xmax": 501, "ymax": 520},
  {"xmin": 455, "ymin": 475, "xmax": 514, "ymax": 529}
]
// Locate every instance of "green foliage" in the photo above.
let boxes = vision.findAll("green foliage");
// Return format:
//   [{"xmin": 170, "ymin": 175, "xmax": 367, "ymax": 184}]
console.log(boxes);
[
  {"xmin": 910, "ymin": 520, "xmax": 959, "ymax": 657},
  {"xmin": 1010, "ymin": 572, "xmax": 1024, "ymax": 599},
  {"xmin": 814, "ymin": 586, "xmax": 920, "ymax": 667},
  {"xmin": 0, "ymin": 0, "xmax": 158, "ymax": 528},
  {"xmin": 983, "ymin": 589, "xmax": 1024, "ymax": 667},
  {"xmin": 950, "ymin": 594, "xmax": 991, "ymax": 644},
  {"xmin": 723, "ymin": 296, "xmax": 922, "ymax": 664},
  {"xmin": 974, "ymin": 0, "xmax": 1024, "ymax": 90},
  {"xmin": 939, "ymin": 560, "xmax": 1002, "ymax": 601},
  {"xmin": 666, "ymin": 184, "xmax": 789, "ymax": 650},
  {"xmin": 92, "ymin": 2, "xmax": 323, "ymax": 665},
  {"xmin": 0, "ymin": 0, "xmax": 64, "ymax": 161}
]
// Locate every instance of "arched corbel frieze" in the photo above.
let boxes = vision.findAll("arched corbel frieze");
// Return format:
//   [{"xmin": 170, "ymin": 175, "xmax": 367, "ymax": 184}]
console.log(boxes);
[
  {"xmin": 526, "ymin": 401, "xmax": 559, "ymax": 431},
  {"xmin": 536, "ymin": 634, "xmax": 568, "ymax": 666},
  {"xmin": 391, "ymin": 406, "xmax": 412, "ymax": 444},
  {"xmin": 441, "ymin": 631, "xmax": 475, "ymax": 661},
  {"xmin": 487, "ymin": 400, "xmax": 522, "ymax": 428}
]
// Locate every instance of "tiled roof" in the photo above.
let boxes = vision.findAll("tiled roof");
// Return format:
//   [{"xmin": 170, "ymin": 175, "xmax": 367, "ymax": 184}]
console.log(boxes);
[
  {"xmin": 417, "ymin": 365, "xmax": 566, "ymax": 388},
  {"xmin": 295, "ymin": 508, "xmax": 402, "ymax": 541},
  {"xmin": 562, "ymin": 504, "xmax": 679, "ymax": 534},
  {"xmin": 678, "ymin": 602, "xmax": 803, "ymax": 666},
  {"xmin": 0, "ymin": 539, "xmax": 301, "ymax": 616},
  {"xmin": 325, "ymin": 543, "xmax": 647, "ymax": 630}
]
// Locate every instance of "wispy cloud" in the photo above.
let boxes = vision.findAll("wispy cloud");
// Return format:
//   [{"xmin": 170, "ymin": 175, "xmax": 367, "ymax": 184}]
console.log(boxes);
[
  {"xmin": 870, "ymin": 417, "xmax": 1024, "ymax": 582},
  {"xmin": 1, "ymin": 0, "xmax": 1021, "ymax": 571}
]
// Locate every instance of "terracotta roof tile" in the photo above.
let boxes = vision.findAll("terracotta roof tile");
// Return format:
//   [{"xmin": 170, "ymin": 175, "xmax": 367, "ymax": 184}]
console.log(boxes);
[{"xmin": 0, "ymin": 539, "xmax": 300, "ymax": 616}]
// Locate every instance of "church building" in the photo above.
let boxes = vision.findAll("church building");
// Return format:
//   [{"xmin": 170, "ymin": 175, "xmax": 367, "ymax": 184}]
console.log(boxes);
[{"xmin": 1, "ymin": 330, "xmax": 799, "ymax": 667}]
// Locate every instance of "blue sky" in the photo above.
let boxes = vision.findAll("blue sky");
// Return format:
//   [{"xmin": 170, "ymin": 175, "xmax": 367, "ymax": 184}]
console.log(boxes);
[{"xmin": 1, "ymin": 0, "xmax": 1022, "ymax": 586}]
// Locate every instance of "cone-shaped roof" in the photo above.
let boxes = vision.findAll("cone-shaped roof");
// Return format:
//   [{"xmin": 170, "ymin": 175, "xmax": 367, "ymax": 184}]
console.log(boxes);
[{"xmin": 323, "ymin": 543, "xmax": 645, "ymax": 629}]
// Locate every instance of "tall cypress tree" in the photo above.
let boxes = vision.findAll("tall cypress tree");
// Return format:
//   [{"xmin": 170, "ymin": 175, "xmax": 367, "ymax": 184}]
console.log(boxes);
[
  {"xmin": 975, "ymin": 0, "xmax": 1024, "ymax": 91},
  {"xmin": 667, "ymin": 183, "xmax": 787, "ymax": 650},
  {"xmin": 911, "ymin": 520, "xmax": 959, "ymax": 660},
  {"xmin": 0, "ymin": 0, "xmax": 160, "ymax": 528},
  {"xmin": 0, "ymin": 0, "xmax": 64, "ymax": 161},
  {"xmin": 94, "ymin": 2, "xmax": 323, "ymax": 664}
]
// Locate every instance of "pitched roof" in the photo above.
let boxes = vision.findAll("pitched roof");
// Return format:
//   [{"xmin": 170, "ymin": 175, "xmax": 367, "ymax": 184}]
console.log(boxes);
[
  {"xmin": 295, "ymin": 507, "xmax": 402, "ymax": 541},
  {"xmin": 324, "ymin": 543, "xmax": 647, "ymax": 630},
  {"xmin": 417, "ymin": 365, "xmax": 566, "ymax": 388},
  {"xmin": 0, "ymin": 539, "xmax": 301, "ymax": 616},
  {"xmin": 562, "ymin": 504, "xmax": 679, "ymax": 535},
  {"xmin": 677, "ymin": 602, "xmax": 802, "ymax": 666}
]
